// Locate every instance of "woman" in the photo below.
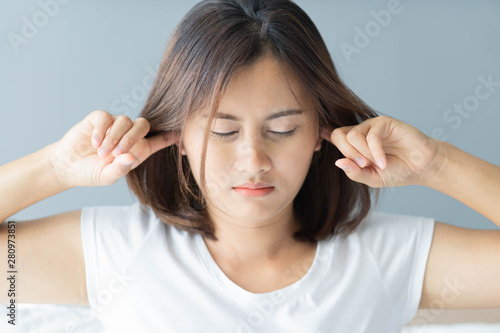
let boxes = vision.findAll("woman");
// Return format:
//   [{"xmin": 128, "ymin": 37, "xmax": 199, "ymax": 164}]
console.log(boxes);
[{"xmin": 1, "ymin": 0, "xmax": 499, "ymax": 332}]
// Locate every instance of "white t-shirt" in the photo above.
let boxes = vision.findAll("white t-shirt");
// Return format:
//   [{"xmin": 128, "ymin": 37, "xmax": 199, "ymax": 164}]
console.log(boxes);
[{"xmin": 80, "ymin": 202, "xmax": 435, "ymax": 332}]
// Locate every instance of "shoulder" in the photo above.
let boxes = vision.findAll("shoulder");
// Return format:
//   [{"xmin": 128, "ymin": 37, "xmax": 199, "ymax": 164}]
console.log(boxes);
[
  {"xmin": 347, "ymin": 211, "xmax": 436, "ymax": 272},
  {"xmin": 356, "ymin": 211, "xmax": 435, "ymax": 237},
  {"xmin": 81, "ymin": 202, "xmax": 192, "ymax": 241},
  {"xmin": 82, "ymin": 201, "xmax": 152, "ymax": 220},
  {"xmin": 328, "ymin": 211, "xmax": 435, "ymax": 257},
  {"xmin": 81, "ymin": 202, "xmax": 164, "ymax": 243}
]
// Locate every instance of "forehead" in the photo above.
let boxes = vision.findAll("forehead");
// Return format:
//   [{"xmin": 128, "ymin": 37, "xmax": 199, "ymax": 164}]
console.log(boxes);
[
  {"xmin": 223, "ymin": 58, "xmax": 308, "ymax": 106},
  {"xmin": 198, "ymin": 57, "xmax": 316, "ymax": 122}
]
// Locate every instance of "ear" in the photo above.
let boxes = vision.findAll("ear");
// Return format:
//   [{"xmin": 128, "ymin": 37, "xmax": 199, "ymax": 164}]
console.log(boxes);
[
  {"xmin": 176, "ymin": 141, "xmax": 186, "ymax": 155},
  {"xmin": 314, "ymin": 134, "xmax": 323, "ymax": 152}
]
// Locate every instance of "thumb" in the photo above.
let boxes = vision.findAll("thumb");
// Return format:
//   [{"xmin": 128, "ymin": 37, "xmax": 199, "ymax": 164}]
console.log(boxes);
[{"xmin": 99, "ymin": 153, "xmax": 135, "ymax": 185}]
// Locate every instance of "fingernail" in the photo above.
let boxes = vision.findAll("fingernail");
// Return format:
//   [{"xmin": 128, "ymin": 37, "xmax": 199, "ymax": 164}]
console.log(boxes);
[
  {"xmin": 354, "ymin": 157, "xmax": 366, "ymax": 168},
  {"xmin": 98, "ymin": 147, "xmax": 109, "ymax": 158}
]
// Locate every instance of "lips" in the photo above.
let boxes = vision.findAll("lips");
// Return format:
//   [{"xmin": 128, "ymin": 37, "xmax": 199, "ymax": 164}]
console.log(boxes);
[
  {"xmin": 232, "ymin": 183, "xmax": 274, "ymax": 189},
  {"xmin": 232, "ymin": 182, "xmax": 275, "ymax": 197},
  {"xmin": 232, "ymin": 186, "xmax": 275, "ymax": 197}
]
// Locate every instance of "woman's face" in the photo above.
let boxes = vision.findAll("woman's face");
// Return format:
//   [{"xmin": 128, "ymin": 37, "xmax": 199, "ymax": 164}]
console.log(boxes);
[{"xmin": 180, "ymin": 56, "xmax": 322, "ymax": 226}]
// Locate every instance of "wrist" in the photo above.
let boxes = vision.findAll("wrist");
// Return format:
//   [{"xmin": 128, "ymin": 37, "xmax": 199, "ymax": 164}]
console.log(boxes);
[
  {"xmin": 0, "ymin": 142, "xmax": 74, "ymax": 221},
  {"xmin": 42, "ymin": 142, "xmax": 75, "ymax": 190},
  {"xmin": 417, "ymin": 138, "xmax": 452, "ymax": 189}
]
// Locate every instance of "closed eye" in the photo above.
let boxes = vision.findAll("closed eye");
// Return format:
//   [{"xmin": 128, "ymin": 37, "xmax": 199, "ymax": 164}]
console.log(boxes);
[
  {"xmin": 210, "ymin": 131, "xmax": 236, "ymax": 138},
  {"xmin": 270, "ymin": 128, "xmax": 296, "ymax": 137},
  {"xmin": 210, "ymin": 128, "xmax": 297, "ymax": 139}
]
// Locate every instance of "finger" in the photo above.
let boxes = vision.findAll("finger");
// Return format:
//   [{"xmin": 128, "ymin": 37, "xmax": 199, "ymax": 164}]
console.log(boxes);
[
  {"xmin": 365, "ymin": 123, "xmax": 387, "ymax": 169},
  {"xmin": 98, "ymin": 115, "xmax": 133, "ymax": 158},
  {"xmin": 330, "ymin": 127, "xmax": 370, "ymax": 168},
  {"xmin": 147, "ymin": 131, "xmax": 180, "ymax": 155},
  {"xmin": 111, "ymin": 117, "xmax": 150, "ymax": 157},
  {"xmin": 320, "ymin": 126, "xmax": 356, "ymax": 144},
  {"xmin": 342, "ymin": 116, "xmax": 391, "ymax": 169},
  {"xmin": 99, "ymin": 153, "xmax": 135, "ymax": 185},
  {"xmin": 88, "ymin": 110, "xmax": 114, "ymax": 149},
  {"xmin": 344, "ymin": 126, "xmax": 376, "ymax": 167},
  {"xmin": 335, "ymin": 158, "xmax": 380, "ymax": 187},
  {"xmin": 127, "ymin": 131, "xmax": 181, "ymax": 164}
]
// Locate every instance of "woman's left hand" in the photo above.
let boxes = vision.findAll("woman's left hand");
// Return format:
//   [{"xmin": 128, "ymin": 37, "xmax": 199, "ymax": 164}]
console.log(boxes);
[{"xmin": 320, "ymin": 115, "xmax": 443, "ymax": 188}]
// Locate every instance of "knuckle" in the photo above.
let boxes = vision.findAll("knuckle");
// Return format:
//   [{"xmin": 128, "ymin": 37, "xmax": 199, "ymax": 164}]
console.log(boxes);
[
  {"xmin": 134, "ymin": 117, "xmax": 151, "ymax": 131},
  {"xmin": 134, "ymin": 116, "xmax": 149, "ymax": 125},
  {"xmin": 366, "ymin": 131, "xmax": 377, "ymax": 141},
  {"xmin": 91, "ymin": 110, "xmax": 111, "ymax": 120},
  {"xmin": 115, "ymin": 115, "xmax": 132, "ymax": 126},
  {"xmin": 346, "ymin": 129, "xmax": 362, "ymax": 141},
  {"xmin": 331, "ymin": 128, "xmax": 344, "ymax": 137},
  {"xmin": 102, "ymin": 137, "xmax": 119, "ymax": 147},
  {"xmin": 90, "ymin": 109, "xmax": 105, "ymax": 116},
  {"xmin": 120, "ymin": 135, "xmax": 134, "ymax": 149}
]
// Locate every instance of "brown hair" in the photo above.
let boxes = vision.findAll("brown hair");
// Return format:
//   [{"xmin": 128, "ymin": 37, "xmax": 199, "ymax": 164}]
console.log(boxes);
[{"xmin": 126, "ymin": 0, "xmax": 380, "ymax": 243}]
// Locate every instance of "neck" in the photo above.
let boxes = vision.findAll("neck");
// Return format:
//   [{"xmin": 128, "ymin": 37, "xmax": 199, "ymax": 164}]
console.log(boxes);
[{"xmin": 204, "ymin": 204, "xmax": 303, "ymax": 265}]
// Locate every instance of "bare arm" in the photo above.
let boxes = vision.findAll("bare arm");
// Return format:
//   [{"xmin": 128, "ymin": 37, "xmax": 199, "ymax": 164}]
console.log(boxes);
[
  {"xmin": 0, "ymin": 110, "xmax": 175, "ymax": 223},
  {"xmin": 0, "ymin": 110, "xmax": 177, "ymax": 305},
  {"xmin": 417, "ymin": 141, "xmax": 500, "ymax": 309},
  {"xmin": 321, "ymin": 115, "xmax": 500, "ymax": 310},
  {"xmin": 420, "ymin": 141, "xmax": 500, "ymax": 227},
  {"xmin": 0, "ymin": 142, "xmax": 85, "ymax": 305},
  {"xmin": 0, "ymin": 209, "xmax": 88, "ymax": 305},
  {"xmin": 0, "ymin": 143, "xmax": 70, "ymax": 223}
]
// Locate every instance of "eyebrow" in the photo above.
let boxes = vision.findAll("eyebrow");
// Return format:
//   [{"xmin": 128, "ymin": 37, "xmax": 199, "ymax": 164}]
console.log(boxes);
[{"xmin": 203, "ymin": 109, "xmax": 304, "ymax": 121}]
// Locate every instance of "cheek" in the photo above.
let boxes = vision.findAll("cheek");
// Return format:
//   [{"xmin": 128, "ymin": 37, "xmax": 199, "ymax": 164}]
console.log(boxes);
[
  {"xmin": 199, "ymin": 129, "xmax": 317, "ymax": 176},
  {"xmin": 277, "ymin": 136, "xmax": 316, "ymax": 179},
  {"xmin": 278, "ymin": 146, "xmax": 313, "ymax": 175},
  {"xmin": 182, "ymin": 137, "xmax": 203, "ymax": 184},
  {"xmin": 199, "ymin": 143, "xmax": 233, "ymax": 191}
]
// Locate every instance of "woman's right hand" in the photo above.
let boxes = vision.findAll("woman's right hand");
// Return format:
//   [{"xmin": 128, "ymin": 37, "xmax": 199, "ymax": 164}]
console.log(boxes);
[{"xmin": 48, "ymin": 110, "xmax": 179, "ymax": 187}]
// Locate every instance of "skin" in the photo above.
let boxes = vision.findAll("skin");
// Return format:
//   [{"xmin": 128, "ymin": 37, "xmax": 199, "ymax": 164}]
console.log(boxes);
[
  {"xmin": 179, "ymin": 56, "xmax": 322, "ymax": 292},
  {"xmin": 2, "ymin": 50, "xmax": 498, "ymax": 307}
]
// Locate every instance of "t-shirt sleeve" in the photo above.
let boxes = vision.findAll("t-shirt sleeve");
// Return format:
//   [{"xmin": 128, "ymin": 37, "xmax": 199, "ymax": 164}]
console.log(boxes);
[
  {"xmin": 80, "ymin": 202, "xmax": 155, "ymax": 312},
  {"xmin": 357, "ymin": 211, "xmax": 435, "ymax": 326}
]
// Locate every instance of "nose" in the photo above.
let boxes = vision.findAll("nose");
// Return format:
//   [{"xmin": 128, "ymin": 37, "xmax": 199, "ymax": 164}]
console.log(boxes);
[{"xmin": 233, "ymin": 136, "xmax": 272, "ymax": 176}]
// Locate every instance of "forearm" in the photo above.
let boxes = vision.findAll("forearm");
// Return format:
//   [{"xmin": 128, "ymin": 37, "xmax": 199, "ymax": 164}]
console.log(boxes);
[
  {"xmin": 0, "ymin": 143, "xmax": 71, "ymax": 223},
  {"xmin": 422, "ymin": 140, "xmax": 500, "ymax": 227}
]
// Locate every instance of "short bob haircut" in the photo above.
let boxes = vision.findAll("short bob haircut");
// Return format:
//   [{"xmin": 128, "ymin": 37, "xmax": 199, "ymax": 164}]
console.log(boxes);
[{"xmin": 126, "ymin": 0, "xmax": 380, "ymax": 243}]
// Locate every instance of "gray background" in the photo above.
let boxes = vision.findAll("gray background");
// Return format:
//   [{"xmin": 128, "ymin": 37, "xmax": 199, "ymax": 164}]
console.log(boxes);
[{"xmin": 1, "ymin": 0, "xmax": 499, "ymax": 231}]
